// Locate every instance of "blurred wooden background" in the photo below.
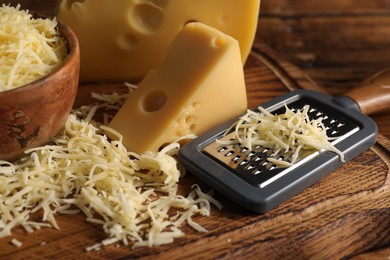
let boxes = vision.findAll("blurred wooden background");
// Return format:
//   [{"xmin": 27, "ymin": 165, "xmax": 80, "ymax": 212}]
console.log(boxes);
[
  {"xmin": 258, "ymin": 0, "xmax": 390, "ymax": 140},
  {"xmin": 260, "ymin": 0, "xmax": 390, "ymax": 94}
]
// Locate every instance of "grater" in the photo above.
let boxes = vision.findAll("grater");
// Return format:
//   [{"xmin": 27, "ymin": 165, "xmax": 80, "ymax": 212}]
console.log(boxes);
[{"xmin": 178, "ymin": 89, "xmax": 379, "ymax": 213}]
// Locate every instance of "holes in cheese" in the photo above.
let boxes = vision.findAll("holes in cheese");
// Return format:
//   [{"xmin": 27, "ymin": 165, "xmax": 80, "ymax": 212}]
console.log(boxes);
[
  {"xmin": 212, "ymin": 36, "xmax": 226, "ymax": 47},
  {"xmin": 57, "ymin": 0, "xmax": 260, "ymax": 82},
  {"xmin": 107, "ymin": 22, "xmax": 247, "ymax": 154},
  {"xmin": 130, "ymin": 3, "xmax": 165, "ymax": 33},
  {"xmin": 142, "ymin": 90, "xmax": 168, "ymax": 112},
  {"xmin": 65, "ymin": 0, "xmax": 85, "ymax": 10},
  {"xmin": 117, "ymin": 33, "xmax": 139, "ymax": 51}
]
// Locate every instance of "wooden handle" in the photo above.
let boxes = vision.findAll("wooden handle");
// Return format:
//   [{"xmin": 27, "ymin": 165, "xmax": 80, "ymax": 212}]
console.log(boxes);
[{"xmin": 344, "ymin": 68, "xmax": 390, "ymax": 115}]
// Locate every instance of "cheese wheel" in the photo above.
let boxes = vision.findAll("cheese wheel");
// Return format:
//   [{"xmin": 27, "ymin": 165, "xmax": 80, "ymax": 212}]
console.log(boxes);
[{"xmin": 56, "ymin": 0, "xmax": 260, "ymax": 82}]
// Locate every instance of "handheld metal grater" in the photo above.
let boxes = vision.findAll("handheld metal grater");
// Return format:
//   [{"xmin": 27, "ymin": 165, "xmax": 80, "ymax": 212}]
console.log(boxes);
[{"xmin": 178, "ymin": 90, "xmax": 378, "ymax": 213}]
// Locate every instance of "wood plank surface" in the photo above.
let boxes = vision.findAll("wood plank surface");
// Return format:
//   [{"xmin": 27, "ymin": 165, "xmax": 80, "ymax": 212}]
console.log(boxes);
[
  {"xmin": 1, "ymin": 41, "xmax": 390, "ymax": 259},
  {"xmin": 256, "ymin": 3, "xmax": 390, "ymax": 256},
  {"xmin": 1, "ymin": 0, "xmax": 390, "ymax": 259}
]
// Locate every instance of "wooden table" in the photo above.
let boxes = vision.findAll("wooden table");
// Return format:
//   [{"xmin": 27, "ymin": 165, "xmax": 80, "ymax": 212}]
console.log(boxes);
[
  {"xmin": 260, "ymin": 2, "xmax": 390, "ymax": 257},
  {"xmin": 258, "ymin": 0, "xmax": 390, "ymax": 140},
  {"xmin": 1, "ymin": 0, "xmax": 390, "ymax": 259}
]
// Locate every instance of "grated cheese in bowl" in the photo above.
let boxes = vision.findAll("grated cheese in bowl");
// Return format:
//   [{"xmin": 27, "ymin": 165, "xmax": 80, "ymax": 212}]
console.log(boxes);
[
  {"xmin": 219, "ymin": 104, "xmax": 344, "ymax": 167},
  {"xmin": 0, "ymin": 4, "xmax": 67, "ymax": 92},
  {"xmin": 0, "ymin": 86, "xmax": 222, "ymax": 250}
]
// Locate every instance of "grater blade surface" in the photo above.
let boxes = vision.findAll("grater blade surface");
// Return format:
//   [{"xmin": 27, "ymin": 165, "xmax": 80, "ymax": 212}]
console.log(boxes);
[{"xmin": 202, "ymin": 97, "xmax": 360, "ymax": 188}]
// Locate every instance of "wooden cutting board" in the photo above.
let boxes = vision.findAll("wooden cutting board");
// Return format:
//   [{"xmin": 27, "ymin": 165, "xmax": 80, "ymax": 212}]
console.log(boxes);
[{"xmin": 1, "ymin": 42, "xmax": 389, "ymax": 259}]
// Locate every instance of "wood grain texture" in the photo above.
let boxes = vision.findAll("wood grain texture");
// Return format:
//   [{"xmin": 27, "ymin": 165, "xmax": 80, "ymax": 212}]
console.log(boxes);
[
  {"xmin": 258, "ymin": 0, "xmax": 390, "ymax": 138},
  {"xmin": 1, "ymin": 0, "xmax": 390, "ymax": 258},
  {"xmin": 1, "ymin": 42, "xmax": 389, "ymax": 260}
]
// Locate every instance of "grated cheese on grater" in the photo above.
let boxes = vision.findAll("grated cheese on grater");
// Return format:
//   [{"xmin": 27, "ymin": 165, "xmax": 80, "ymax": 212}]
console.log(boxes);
[
  {"xmin": 0, "ymin": 87, "xmax": 222, "ymax": 249},
  {"xmin": 0, "ymin": 4, "xmax": 67, "ymax": 92},
  {"xmin": 219, "ymin": 104, "xmax": 344, "ymax": 167}
]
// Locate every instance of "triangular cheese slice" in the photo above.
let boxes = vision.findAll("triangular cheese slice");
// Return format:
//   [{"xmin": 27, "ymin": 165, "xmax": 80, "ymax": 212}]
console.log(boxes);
[{"xmin": 107, "ymin": 22, "xmax": 247, "ymax": 154}]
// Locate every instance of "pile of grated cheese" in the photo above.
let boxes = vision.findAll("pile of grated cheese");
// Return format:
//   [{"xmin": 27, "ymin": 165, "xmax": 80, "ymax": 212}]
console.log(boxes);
[
  {"xmin": 0, "ymin": 85, "xmax": 221, "ymax": 249},
  {"xmin": 219, "ymin": 104, "xmax": 344, "ymax": 167},
  {"xmin": 0, "ymin": 4, "xmax": 67, "ymax": 92}
]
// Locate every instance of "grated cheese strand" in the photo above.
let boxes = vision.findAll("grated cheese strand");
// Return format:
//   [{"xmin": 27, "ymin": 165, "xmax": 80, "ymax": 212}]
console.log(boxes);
[
  {"xmin": 220, "ymin": 104, "xmax": 345, "ymax": 167},
  {"xmin": 0, "ymin": 86, "xmax": 221, "ymax": 249},
  {"xmin": 0, "ymin": 4, "xmax": 67, "ymax": 91},
  {"xmin": 10, "ymin": 238, "xmax": 23, "ymax": 247}
]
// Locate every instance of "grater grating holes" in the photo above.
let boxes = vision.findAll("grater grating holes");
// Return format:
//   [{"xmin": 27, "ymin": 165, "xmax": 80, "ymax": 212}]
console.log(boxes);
[
  {"xmin": 212, "ymin": 102, "xmax": 353, "ymax": 176},
  {"xmin": 212, "ymin": 140, "xmax": 277, "ymax": 174},
  {"xmin": 289, "ymin": 102, "xmax": 352, "ymax": 139},
  {"xmin": 202, "ymin": 97, "xmax": 361, "ymax": 188}
]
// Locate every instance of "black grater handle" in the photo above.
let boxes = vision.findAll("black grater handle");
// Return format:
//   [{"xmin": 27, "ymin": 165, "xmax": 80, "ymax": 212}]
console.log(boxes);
[{"xmin": 340, "ymin": 67, "xmax": 390, "ymax": 115}]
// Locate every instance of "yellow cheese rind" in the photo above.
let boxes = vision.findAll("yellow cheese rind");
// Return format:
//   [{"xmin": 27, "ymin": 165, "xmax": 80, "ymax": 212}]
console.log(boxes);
[
  {"xmin": 108, "ymin": 22, "xmax": 247, "ymax": 154},
  {"xmin": 57, "ymin": 0, "xmax": 260, "ymax": 82}
]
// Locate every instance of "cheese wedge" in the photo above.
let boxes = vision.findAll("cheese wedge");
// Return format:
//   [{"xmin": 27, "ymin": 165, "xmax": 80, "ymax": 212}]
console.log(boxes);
[
  {"xmin": 56, "ymin": 0, "xmax": 260, "ymax": 82},
  {"xmin": 107, "ymin": 22, "xmax": 247, "ymax": 154}
]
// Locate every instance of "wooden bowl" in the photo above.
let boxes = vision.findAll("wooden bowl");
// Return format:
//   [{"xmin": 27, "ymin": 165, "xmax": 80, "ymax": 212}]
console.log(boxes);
[{"xmin": 0, "ymin": 20, "xmax": 80, "ymax": 161}]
